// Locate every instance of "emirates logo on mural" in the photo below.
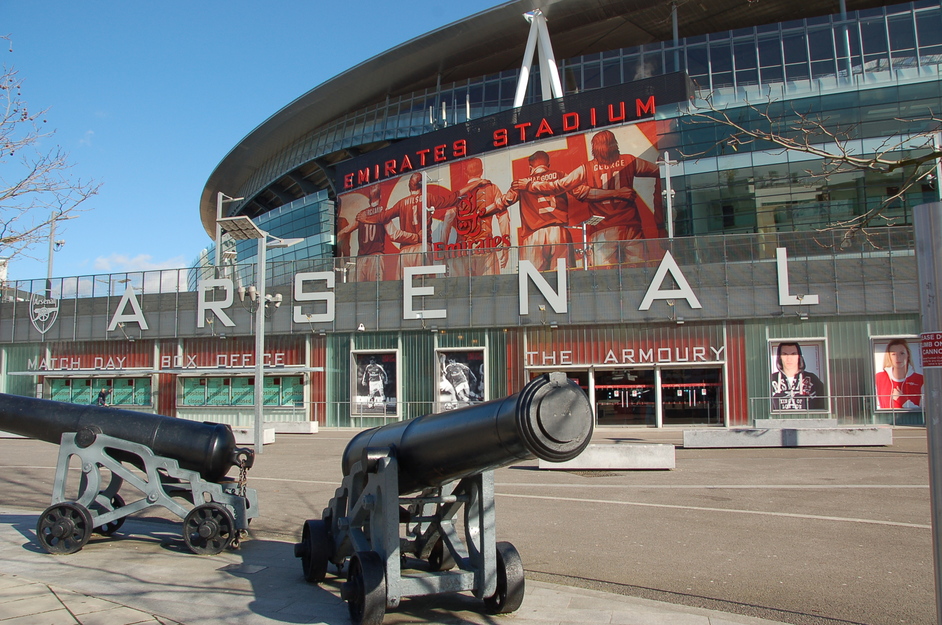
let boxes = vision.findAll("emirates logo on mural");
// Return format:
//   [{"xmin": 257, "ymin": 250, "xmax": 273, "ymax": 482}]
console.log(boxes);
[
  {"xmin": 30, "ymin": 294, "xmax": 59, "ymax": 335},
  {"xmin": 454, "ymin": 197, "xmax": 483, "ymax": 239}
]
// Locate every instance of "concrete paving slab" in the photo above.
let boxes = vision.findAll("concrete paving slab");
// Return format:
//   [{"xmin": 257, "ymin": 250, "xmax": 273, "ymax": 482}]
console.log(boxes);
[
  {"xmin": 0, "ymin": 506, "xmax": 789, "ymax": 625},
  {"xmin": 0, "ymin": 593, "xmax": 65, "ymax": 620},
  {"xmin": 3, "ymin": 612, "xmax": 78, "ymax": 625}
]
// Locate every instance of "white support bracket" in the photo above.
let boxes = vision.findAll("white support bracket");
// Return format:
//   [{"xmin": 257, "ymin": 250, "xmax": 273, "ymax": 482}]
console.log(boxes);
[{"xmin": 513, "ymin": 9, "xmax": 564, "ymax": 107}]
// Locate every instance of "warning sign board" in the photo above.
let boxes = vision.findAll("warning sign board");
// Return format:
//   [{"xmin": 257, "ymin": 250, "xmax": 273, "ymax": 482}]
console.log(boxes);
[{"xmin": 922, "ymin": 332, "xmax": 942, "ymax": 368}]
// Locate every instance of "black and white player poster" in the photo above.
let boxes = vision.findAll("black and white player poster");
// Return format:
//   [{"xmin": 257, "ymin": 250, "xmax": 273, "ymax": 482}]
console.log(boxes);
[
  {"xmin": 437, "ymin": 350, "xmax": 485, "ymax": 412},
  {"xmin": 353, "ymin": 351, "xmax": 397, "ymax": 415}
]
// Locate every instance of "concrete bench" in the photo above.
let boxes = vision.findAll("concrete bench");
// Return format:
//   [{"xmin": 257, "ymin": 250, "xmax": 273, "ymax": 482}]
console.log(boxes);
[
  {"xmin": 269, "ymin": 421, "xmax": 318, "ymax": 434},
  {"xmin": 753, "ymin": 418, "xmax": 838, "ymax": 429},
  {"xmin": 539, "ymin": 443, "xmax": 675, "ymax": 470},
  {"xmin": 683, "ymin": 426, "xmax": 892, "ymax": 448},
  {"xmin": 232, "ymin": 426, "xmax": 277, "ymax": 446}
]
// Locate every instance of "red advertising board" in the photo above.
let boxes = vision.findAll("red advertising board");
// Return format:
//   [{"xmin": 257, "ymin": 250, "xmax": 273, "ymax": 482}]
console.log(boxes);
[{"xmin": 921, "ymin": 332, "xmax": 942, "ymax": 368}]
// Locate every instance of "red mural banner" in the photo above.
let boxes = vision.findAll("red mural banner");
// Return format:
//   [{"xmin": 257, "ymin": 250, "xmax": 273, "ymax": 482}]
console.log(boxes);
[{"xmin": 336, "ymin": 120, "xmax": 666, "ymax": 281}]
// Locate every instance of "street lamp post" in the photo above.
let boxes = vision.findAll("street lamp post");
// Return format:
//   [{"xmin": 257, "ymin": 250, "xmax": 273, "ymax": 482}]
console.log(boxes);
[
  {"xmin": 215, "ymin": 193, "xmax": 244, "ymax": 270},
  {"xmin": 46, "ymin": 211, "xmax": 74, "ymax": 298},
  {"xmin": 216, "ymin": 216, "xmax": 301, "ymax": 454},
  {"xmin": 576, "ymin": 215, "xmax": 604, "ymax": 271},
  {"xmin": 658, "ymin": 150, "xmax": 677, "ymax": 240}
]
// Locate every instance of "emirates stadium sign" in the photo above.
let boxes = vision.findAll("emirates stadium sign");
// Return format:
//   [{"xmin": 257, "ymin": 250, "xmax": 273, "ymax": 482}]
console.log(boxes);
[{"xmin": 335, "ymin": 72, "xmax": 693, "ymax": 191}]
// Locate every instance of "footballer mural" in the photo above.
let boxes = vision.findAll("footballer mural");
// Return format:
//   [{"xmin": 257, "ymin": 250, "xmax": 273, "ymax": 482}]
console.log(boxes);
[{"xmin": 336, "ymin": 120, "xmax": 664, "ymax": 280}]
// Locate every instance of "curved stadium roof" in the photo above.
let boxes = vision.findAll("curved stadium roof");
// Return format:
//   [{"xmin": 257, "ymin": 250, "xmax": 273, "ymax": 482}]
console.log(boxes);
[{"xmin": 199, "ymin": 0, "xmax": 892, "ymax": 237}]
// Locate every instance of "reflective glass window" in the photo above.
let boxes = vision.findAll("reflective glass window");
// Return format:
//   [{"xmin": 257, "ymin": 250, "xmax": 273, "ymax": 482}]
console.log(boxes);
[
  {"xmin": 639, "ymin": 53, "xmax": 662, "ymax": 79},
  {"xmin": 861, "ymin": 17, "xmax": 890, "ymax": 69},
  {"xmin": 583, "ymin": 61, "xmax": 602, "ymax": 89},
  {"xmin": 916, "ymin": 9, "xmax": 942, "ymax": 48},
  {"xmin": 734, "ymin": 40, "xmax": 758, "ymax": 69},
  {"xmin": 685, "ymin": 45, "xmax": 708, "ymax": 85},
  {"xmin": 808, "ymin": 28, "xmax": 835, "ymax": 61},
  {"xmin": 889, "ymin": 14, "xmax": 917, "ymax": 69},
  {"xmin": 603, "ymin": 59, "xmax": 621, "ymax": 86}
]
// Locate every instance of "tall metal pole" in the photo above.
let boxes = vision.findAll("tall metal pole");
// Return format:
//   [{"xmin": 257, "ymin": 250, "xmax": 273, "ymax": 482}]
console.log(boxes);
[
  {"xmin": 421, "ymin": 173, "xmax": 429, "ymax": 256},
  {"xmin": 581, "ymin": 222, "xmax": 590, "ymax": 271},
  {"xmin": 914, "ymin": 201, "xmax": 942, "ymax": 625},
  {"xmin": 660, "ymin": 150, "xmax": 677, "ymax": 240},
  {"xmin": 253, "ymin": 236, "xmax": 267, "ymax": 454},
  {"xmin": 671, "ymin": 1, "xmax": 680, "ymax": 72},
  {"xmin": 935, "ymin": 133, "xmax": 942, "ymax": 202},
  {"xmin": 839, "ymin": 0, "xmax": 852, "ymax": 80},
  {"xmin": 215, "ymin": 192, "xmax": 224, "ymax": 268},
  {"xmin": 46, "ymin": 213, "xmax": 57, "ymax": 298}
]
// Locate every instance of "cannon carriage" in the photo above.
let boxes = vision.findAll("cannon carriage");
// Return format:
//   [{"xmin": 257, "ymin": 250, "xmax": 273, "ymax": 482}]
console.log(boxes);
[
  {"xmin": 295, "ymin": 372, "xmax": 593, "ymax": 625},
  {"xmin": 0, "ymin": 394, "xmax": 258, "ymax": 555}
]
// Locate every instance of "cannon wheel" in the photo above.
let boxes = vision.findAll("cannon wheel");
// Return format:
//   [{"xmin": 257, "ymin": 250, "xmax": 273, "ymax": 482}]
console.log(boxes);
[
  {"xmin": 182, "ymin": 503, "xmax": 235, "ymax": 555},
  {"xmin": 93, "ymin": 494, "xmax": 126, "ymax": 536},
  {"xmin": 484, "ymin": 541, "xmax": 525, "ymax": 614},
  {"xmin": 36, "ymin": 502, "xmax": 93, "ymax": 555},
  {"xmin": 297, "ymin": 519, "xmax": 331, "ymax": 583},
  {"xmin": 344, "ymin": 551, "xmax": 386, "ymax": 625}
]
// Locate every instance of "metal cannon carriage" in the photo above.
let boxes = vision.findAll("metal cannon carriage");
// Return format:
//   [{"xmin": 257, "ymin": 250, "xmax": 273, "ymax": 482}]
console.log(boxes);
[
  {"xmin": 295, "ymin": 372, "xmax": 593, "ymax": 625},
  {"xmin": 0, "ymin": 393, "xmax": 258, "ymax": 555}
]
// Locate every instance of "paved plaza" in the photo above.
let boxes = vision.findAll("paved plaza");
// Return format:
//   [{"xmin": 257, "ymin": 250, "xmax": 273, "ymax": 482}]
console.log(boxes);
[{"xmin": 0, "ymin": 427, "xmax": 933, "ymax": 625}]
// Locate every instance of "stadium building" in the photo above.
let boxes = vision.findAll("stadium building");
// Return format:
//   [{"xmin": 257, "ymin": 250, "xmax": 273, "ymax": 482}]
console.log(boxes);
[{"xmin": 0, "ymin": 0, "xmax": 935, "ymax": 431}]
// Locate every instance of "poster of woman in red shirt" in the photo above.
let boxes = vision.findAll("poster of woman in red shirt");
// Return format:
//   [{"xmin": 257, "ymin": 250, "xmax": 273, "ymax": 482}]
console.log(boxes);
[{"xmin": 874, "ymin": 338, "xmax": 924, "ymax": 410}]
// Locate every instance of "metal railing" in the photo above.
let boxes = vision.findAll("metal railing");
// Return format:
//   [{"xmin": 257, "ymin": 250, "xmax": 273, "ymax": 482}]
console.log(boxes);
[
  {"xmin": 1, "ymin": 227, "xmax": 916, "ymax": 300},
  {"xmin": 748, "ymin": 394, "xmax": 925, "ymax": 427}
]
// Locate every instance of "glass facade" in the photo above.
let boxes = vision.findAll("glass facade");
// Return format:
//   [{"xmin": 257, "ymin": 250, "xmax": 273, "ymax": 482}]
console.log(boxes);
[
  {"xmin": 1, "ymin": 3, "xmax": 934, "ymax": 430},
  {"xmin": 222, "ymin": 2, "xmax": 942, "ymax": 275},
  {"xmin": 195, "ymin": 190, "xmax": 336, "ymax": 288},
  {"xmin": 179, "ymin": 375, "xmax": 303, "ymax": 408},
  {"xmin": 48, "ymin": 377, "xmax": 152, "ymax": 406}
]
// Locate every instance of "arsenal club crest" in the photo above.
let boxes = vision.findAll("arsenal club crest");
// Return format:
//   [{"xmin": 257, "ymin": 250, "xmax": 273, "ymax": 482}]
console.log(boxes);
[{"xmin": 30, "ymin": 294, "xmax": 59, "ymax": 335}]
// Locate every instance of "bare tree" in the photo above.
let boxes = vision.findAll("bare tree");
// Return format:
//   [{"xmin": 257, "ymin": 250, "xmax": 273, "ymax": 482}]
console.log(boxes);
[
  {"xmin": 683, "ymin": 91, "xmax": 942, "ymax": 247},
  {"xmin": 1, "ymin": 36, "xmax": 100, "ymax": 265}
]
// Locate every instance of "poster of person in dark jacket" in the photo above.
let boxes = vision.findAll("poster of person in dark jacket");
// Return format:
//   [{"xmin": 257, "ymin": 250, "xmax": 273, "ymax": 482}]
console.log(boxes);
[{"xmin": 769, "ymin": 340, "xmax": 827, "ymax": 412}]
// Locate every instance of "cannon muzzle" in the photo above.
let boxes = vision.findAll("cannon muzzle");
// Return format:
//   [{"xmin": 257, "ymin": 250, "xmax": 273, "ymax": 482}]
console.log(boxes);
[
  {"xmin": 342, "ymin": 371, "xmax": 592, "ymax": 494},
  {"xmin": 0, "ymin": 393, "xmax": 247, "ymax": 482}
]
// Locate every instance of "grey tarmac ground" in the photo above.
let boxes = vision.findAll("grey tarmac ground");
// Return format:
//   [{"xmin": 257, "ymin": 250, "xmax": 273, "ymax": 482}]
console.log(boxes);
[{"xmin": 0, "ymin": 426, "xmax": 933, "ymax": 625}]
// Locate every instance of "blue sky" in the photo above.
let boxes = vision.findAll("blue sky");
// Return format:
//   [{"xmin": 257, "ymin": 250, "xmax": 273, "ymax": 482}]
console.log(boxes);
[{"xmin": 3, "ymin": 0, "xmax": 505, "ymax": 281}]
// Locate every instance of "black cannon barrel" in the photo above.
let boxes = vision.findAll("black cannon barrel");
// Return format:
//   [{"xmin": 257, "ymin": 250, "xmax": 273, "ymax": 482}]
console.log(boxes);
[
  {"xmin": 342, "ymin": 371, "xmax": 593, "ymax": 494},
  {"xmin": 0, "ymin": 393, "xmax": 244, "ymax": 482}
]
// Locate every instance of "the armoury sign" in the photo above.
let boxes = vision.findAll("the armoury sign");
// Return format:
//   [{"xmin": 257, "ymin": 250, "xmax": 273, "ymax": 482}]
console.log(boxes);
[
  {"xmin": 30, "ymin": 295, "xmax": 59, "ymax": 335},
  {"xmin": 335, "ymin": 73, "xmax": 693, "ymax": 191},
  {"xmin": 39, "ymin": 246, "xmax": 816, "ymax": 335}
]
